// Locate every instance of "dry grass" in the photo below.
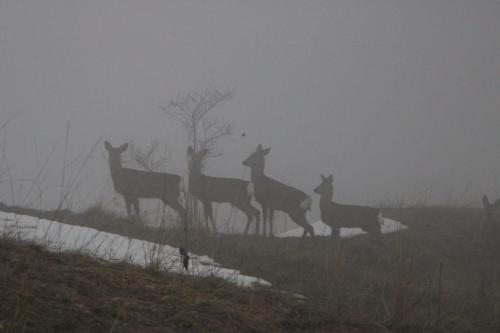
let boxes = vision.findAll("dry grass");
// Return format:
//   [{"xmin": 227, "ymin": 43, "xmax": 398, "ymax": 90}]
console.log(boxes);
[
  {"xmin": 2, "ymin": 204, "xmax": 500, "ymax": 332},
  {"xmin": 0, "ymin": 238, "xmax": 372, "ymax": 333}
]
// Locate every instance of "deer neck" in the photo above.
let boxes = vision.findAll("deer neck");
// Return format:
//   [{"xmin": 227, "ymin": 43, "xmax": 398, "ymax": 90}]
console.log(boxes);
[
  {"xmin": 107, "ymin": 159, "xmax": 123, "ymax": 192},
  {"xmin": 108, "ymin": 158, "xmax": 122, "ymax": 173},
  {"xmin": 250, "ymin": 166, "xmax": 265, "ymax": 183},
  {"xmin": 188, "ymin": 166, "xmax": 203, "ymax": 188},
  {"xmin": 319, "ymin": 194, "xmax": 333, "ymax": 206}
]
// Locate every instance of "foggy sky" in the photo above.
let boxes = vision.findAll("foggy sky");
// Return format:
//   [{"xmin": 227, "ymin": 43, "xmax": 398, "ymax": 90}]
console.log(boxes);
[{"xmin": 1, "ymin": 1, "xmax": 499, "ymax": 225}]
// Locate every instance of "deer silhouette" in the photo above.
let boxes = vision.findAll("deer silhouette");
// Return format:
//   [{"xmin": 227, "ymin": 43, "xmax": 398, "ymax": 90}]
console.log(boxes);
[
  {"xmin": 481, "ymin": 195, "xmax": 500, "ymax": 235},
  {"xmin": 242, "ymin": 144, "xmax": 314, "ymax": 238},
  {"xmin": 187, "ymin": 147, "xmax": 260, "ymax": 234},
  {"xmin": 104, "ymin": 141, "xmax": 186, "ymax": 221},
  {"xmin": 313, "ymin": 174, "xmax": 383, "ymax": 238}
]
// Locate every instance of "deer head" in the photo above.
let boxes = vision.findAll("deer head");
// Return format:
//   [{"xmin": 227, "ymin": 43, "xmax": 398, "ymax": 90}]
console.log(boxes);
[
  {"xmin": 242, "ymin": 144, "xmax": 270, "ymax": 174},
  {"xmin": 314, "ymin": 174, "xmax": 334, "ymax": 199},
  {"xmin": 104, "ymin": 141, "xmax": 128, "ymax": 168}
]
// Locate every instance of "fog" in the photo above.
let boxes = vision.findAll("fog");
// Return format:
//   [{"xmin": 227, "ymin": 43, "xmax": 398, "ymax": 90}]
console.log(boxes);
[{"xmin": 1, "ymin": 1, "xmax": 499, "ymax": 226}]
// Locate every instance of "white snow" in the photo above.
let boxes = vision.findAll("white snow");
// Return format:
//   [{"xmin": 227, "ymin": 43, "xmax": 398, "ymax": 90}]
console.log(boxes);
[
  {"xmin": 0, "ymin": 211, "xmax": 270, "ymax": 288},
  {"xmin": 277, "ymin": 218, "xmax": 407, "ymax": 238}
]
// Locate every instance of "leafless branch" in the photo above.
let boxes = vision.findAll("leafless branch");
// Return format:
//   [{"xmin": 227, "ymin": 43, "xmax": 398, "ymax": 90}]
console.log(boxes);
[
  {"xmin": 128, "ymin": 141, "xmax": 171, "ymax": 172},
  {"xmin": 200, "ymin": 120, "xmax": 235, "ymax": 157},
  {"xmin": 159, "ymin": 87, "xmax": 235, "ymax": 160}
]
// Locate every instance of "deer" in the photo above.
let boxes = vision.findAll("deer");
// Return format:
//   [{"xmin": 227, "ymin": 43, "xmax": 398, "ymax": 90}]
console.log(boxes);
[
  {"xmin": 104, "ymin": 141, "xmax": 186, "ymax": 221},
  {"xmin": 478, "ymin": 195, "xmax": 500, "ymax": 294},
  {"xmin": 242, "ymin": 144, "xmax": 314, "ymax": 238},
  {"xmin": 481, "ymin": 195, "xmax": 500, "ymax": 236},
  {"xmin": 187, "ymin": 147, "xmax": 260, "ymax": 234},
  {"xmin": 313, "ymin": 174, "xmax": 383, "ymax": 238},
  {"xmin": 482, "ymin": 195, "xmax": 500, "ymax": 224}
]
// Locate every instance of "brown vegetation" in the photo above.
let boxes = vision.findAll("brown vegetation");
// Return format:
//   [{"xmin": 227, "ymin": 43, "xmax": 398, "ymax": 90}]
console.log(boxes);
[
  {"xmin": 0, "ymin": 238, "xmax": 367, "ymax": 333},
  {"xmin": 1, "ymin": 204, "xmax": 499, "ymax": 332}
]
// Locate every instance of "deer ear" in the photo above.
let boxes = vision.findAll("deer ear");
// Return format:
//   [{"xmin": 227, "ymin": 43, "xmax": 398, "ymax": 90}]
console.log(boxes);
[
  {"xmin": 256, "ymin": 144, "xmax": 263, "ymax": 152},
  {"xmin": 119, "ymin": 143, "xmax": 128, "ymax": 153},
  {"xmin": 327, "ymin": 175, "xmax": 334, "ymax": 183},
  {"xmin": 263, "ymin": 147, "xmax": 271, "ymax": 155},
  {"xmin": 483, "ymin": 195, "xmax": 490, "ymax": 208},
  {"xmin": 104, "ymin": 141, "xmax": 112, "ymax": 151},
  {"xmin": 321, "ymin": 174, "xmax": 326, "ymax": 181}
]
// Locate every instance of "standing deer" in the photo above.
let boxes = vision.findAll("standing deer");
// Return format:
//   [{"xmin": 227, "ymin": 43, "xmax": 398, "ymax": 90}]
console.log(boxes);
[
  {"xmin": 104, "ymin": 141, "xmax": 186, "ymax": 221},
  {"xmin": 242, "ymin": 144, "xmax": 314, "ymax": 238},
  {"xmin": 481, "ymin": 195, "xmax": 500, "ymax": 235},
  {"xmin": 187, "ymin": 147, "xmax": 260, "ymax": 234},
  {"xmin": 313, "ymin": 174, "xmax": 383, "ymax": 238},
  {"xmin": 479, "ymin": 196, "xmax": 500, "ymax": 295}
]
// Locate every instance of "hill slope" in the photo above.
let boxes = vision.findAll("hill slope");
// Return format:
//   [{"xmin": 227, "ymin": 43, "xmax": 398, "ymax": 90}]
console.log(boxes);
[{"xmin": 0, "ymin": 238, "xmax": 370, "ymax": 333}]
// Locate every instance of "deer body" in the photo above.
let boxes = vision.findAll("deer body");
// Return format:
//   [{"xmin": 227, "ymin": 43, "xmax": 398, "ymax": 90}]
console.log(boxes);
[
  {"xmin": 109, "ymin": 167, "xmax": 181, "ymax": 198},
  {"xmin": 188, "ymin": 147, "xmax": 260, "ymax": 234},
  {"xmin": 320, "ymin": 200, "xmax": 382, "ymax": 237},
  {"xmin": 314, "ymin": 175, "xmax": 382, "ymax": 238},
  {"xmin": 253, "ymin": 174, "xmax": 312, "ymax": 215},
  {"xmin": 242, "ymin": 145, "xmax": 314, "ymax": 237},
  {"xmin": 105, "ymin": 141, "xmax": 186, "ymax": 220}
]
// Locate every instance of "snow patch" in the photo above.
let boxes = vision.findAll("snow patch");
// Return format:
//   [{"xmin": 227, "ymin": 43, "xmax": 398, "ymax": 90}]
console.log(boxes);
[{"xmin": 0, "ymin": 211, "xmax": 270, "ymax": 288}]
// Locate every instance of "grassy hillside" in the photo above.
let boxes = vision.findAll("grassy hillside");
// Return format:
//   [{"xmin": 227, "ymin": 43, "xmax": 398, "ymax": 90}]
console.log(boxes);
[
  {"xmin": 0, "ymin": 237, "xmax": 371, "ymax": 333},
  {"xmin": 2, "ymin": 205, "xmax": 499, "ymax": 332}
]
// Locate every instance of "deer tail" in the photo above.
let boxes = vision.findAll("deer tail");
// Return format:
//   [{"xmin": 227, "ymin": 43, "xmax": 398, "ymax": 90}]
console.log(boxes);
[
  {"xmin": 377, "ymin": 211, "xmax": 385, "ymax": 226},
  {"xmin": 175, "ymin": 176, "xmax": 184, "ymax": 192},
  {"xmin": 246, "ymin": 182, "xmax": 255, "ymax": 197}
]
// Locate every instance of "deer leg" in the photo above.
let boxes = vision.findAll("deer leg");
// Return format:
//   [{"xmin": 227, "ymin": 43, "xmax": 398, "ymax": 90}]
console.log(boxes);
[
  {"xmin": 269, "ymin": 208, "xmax": 275, "ymax": 237},
  {"xmin": 238, "ymin": 201, "xmax": 259, "ymax": 235},
  {"xmin": 132, "ymin": 198, "xmax": 140, "ymax": 219},
  {"xmin": 261, "ymin": 205, "xmax": 268, "ymax": 237},
  {"xmin": 255, "ymin": 205, "xmax": 262, "ymax": 236},
  {"xmin": 123, "ymin": 196, "xmax": 132, "ymax": 217},
  {"xmin": 249, "ymin": 205, "xmax": 261, "ymax": 236},
  {"xmin": 253, "ymin": 206, "xmax": 261, "ymax": 236},
  {"xmin": 201, "ymin": 201, "xmax": 210, "ymax": 231},
  {"xmin": 290, "ymin": 211, "xmax": 315, "ymax": 239},
  {"xmin": 209, "ymin": 204, "xmax": 217, "ymax": 233},
  {"xmin": 201, "ymin": 201, "xmax": 215, "ymax": 233},
  {"xmin": 242, "ymin": 211, "xmax": 252, "ymax": 235},
  {"xmin": 331, "ymin": 225, "xmax": 340, "ymax": 238},
  {"xmin": 202, "ymin": 201, "xmax": 216, "ymax": 233}
]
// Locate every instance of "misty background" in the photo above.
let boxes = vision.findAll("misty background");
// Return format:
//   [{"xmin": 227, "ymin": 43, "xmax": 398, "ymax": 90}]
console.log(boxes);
[{"xmin": 0, "ymin": 1, "xmax": 499, "ymax": 230}]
